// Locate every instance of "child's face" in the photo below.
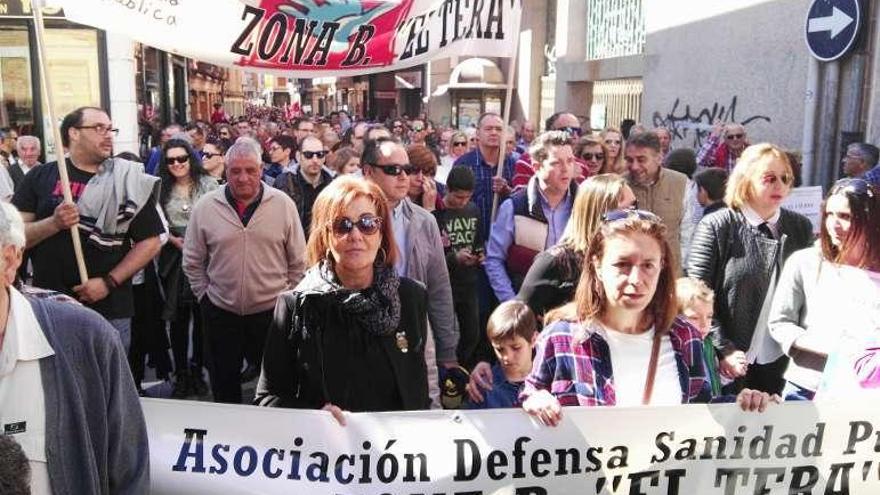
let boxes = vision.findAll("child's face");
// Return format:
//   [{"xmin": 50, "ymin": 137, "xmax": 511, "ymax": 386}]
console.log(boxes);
[
  {"xmin": 491, "ymin": 335, "xmax": 535, "ymax": 378},
  {"xmin": 444, "ymin": 189, "xmax": 473, "ymax": 209},
  {"xmin": 683, "ymin": 299, "xmax": 713, "ymax": 337}
]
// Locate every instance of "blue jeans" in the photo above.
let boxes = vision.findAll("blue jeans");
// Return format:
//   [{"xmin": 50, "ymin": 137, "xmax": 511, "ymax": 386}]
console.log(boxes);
[
  {"xmin": 108, "ymin": 317, "xmax": 132, "ymax": 353},
  {"xmin": 783, "ymin": 381, "xmax": 816, "ymax": 401}
]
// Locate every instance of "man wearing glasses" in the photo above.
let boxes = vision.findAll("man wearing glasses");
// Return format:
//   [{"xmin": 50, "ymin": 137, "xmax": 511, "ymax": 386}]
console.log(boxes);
[
  {"xmin": 363, "ymin": 137, "xmax": 458, "ymax": 408},
  {"xmin": 696, "ymin": 121, "xmax": 749, "ymax": 172},
  {"xmin": 273, "ymin": 135, "xmax": 334, "ymax": 234},
  {"xmin": 12, "ymin": 106, "xmax": 164, "ymax": 350}
]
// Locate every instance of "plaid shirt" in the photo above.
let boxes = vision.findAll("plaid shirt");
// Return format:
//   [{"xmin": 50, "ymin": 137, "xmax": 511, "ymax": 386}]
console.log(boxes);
[
  {"xmin": 522, "ymin": 317, "xmax": 713, "ymax": 406},
  {"xmin": 453, "ymin": 149, "xmax": 516, "ymax": 242},
  {"xmin": 695, "ymin": 134, "xmax": 738, "ymax": 172},
  {"xmin": 863, "ymin": 165, "xmax": 880, "ymax": 187}
]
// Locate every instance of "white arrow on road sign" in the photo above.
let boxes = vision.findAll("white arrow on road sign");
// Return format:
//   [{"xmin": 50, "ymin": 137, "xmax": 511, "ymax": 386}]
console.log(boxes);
[{"xmin": 807, "ymin": 5, "xmax": 854, "ymax": 39}]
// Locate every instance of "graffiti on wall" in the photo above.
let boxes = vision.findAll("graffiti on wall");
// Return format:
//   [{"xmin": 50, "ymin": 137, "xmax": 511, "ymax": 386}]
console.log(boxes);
[{"xmin": 651, "ymin": 96, "xmax": 771, "ymax": 148}]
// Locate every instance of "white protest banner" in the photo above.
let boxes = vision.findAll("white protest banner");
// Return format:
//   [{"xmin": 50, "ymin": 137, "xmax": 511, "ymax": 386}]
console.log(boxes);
[
  {"xmin": 47, "ymin": 0, "xmax": 522, "ymax": 77},
  {"xmin": 782, "ymin": 186, "xmax": 824, "ymax": 234},
  {"xmin": 144, "ymin": 397, "xmax": 880, "ymax": 494}
]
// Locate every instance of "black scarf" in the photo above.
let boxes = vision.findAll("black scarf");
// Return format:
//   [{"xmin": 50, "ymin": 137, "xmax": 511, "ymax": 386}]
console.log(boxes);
[{"xmin": 315, "ymin": 260, "xmax": 401, "ymax": 336}]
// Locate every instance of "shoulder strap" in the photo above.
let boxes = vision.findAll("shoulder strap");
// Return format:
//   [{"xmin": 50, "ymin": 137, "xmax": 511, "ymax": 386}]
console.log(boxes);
[{"xmin": 642, "ymin": 332, "xmax": 662, "ymax": 405}]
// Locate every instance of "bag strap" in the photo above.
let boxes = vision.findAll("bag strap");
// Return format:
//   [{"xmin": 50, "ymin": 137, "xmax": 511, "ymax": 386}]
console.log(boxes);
[{"xmin": 642, "ymin": 331, "xmax": 662, "ymax": 405}]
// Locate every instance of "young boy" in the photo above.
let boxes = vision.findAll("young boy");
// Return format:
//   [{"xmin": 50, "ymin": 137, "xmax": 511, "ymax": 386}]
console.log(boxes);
[
  {"xmin": 433, "ymin": 166, "xmax": 484, "ymax": 368},
  {"xmin": 676, "ymin": 277, "xmax": 725, "ymax": 396},
  {"xmin": 465, "ymin": 300, "xmax": 537, "ymax": 409},
  {"xmin": 693, "ymin": 167, "xmax": 728, "ymax": 217}
]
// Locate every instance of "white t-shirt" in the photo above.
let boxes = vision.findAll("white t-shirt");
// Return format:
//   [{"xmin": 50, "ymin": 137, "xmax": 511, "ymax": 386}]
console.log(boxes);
[
  {"xmin": 0, "ymin": 286, "xmax": 55, "ymax": 494},
  {"xmin": 600, "ymin": 326, "xmax": 682, "ymax": 407}
]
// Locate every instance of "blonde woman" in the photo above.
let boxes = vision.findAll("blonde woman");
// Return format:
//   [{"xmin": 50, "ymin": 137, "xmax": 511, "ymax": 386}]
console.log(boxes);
[
  {"xmin": 600, "ymin": 127, "xmax": 625, "ymax": 174},
  {"xmin": 688, "ymin": 143, "xmax": 813, "ymax": 396}
]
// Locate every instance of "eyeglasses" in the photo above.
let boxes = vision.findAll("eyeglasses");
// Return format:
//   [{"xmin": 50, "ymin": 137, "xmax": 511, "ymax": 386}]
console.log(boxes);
[
  {"xmin": 582, "ymin": 152, "xmax": 605, "ymax": 161},
  {"xmin": 452, "ymin": 141, "xmax": 467, "ymax": 147},
  {"xmin": 726, "ymin": 133, "xmax": 745, "ymax": 140},
  {"xmin": 302, "ymin": 150, "xmax": 327, "ymax": 159},
  {"xmin": 369, "ymin": 163, "xmax": 416, "ymax": 176},
  {"xmin": 412, "ymin": 126, "xmax": 425, "ymax": 132},
  {"xmin": 831, "ymin": 178, "xmax": 875, "ymax": 198},
  {"xmin": 760, "ymin": 173, "xmax": 794, "ymax": 186},
  {"xmin": 332, "ymin": 215, "xmax": 383, "ymax": 237},
  {"xmin": 76, "ymin": 124, "xmax": 119, "ymax": 136},
  {"xmin": 558, "ymin": 126, "xmax": 582, "ymax": 138},
  {"xmin": 166, "ymin": 155, "xmax": 190, "ymax": 165},
  {"xmin": 203, "ymin": 152, "xmax": 222, "ymax": 159},
  {"xmin": 601, "ymin": 208, "xmax": 660, "ymax": 223}
]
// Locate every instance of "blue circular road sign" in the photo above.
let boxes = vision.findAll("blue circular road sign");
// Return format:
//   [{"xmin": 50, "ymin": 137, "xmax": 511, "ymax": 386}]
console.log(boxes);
[{"xmin": 805, "ymin": 0, "xmax": 860, "ymax": 62}]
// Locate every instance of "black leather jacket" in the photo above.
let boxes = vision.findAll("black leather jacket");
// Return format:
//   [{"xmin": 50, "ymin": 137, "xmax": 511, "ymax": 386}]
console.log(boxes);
[
  {"xmin": 254, "ymin": 275, "xmax": 430, "ymax": 412},
  {"xmin": 687, "ymin": 207, "xmax": 813, "ymax": 357}
]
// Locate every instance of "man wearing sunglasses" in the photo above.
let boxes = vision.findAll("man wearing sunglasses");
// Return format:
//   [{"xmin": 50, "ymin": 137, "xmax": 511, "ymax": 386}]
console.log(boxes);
[
  {"xmin": 511, "ymin": 111, "xmax": 591, "ymax": 189},
  {"xmin": 273, "ymin": 135, "xmax": 334, "ymax": 234},
  {"xmin": 363, "ymin": 137, "xmax": 458, "ymax": 408},
  {"xmin": 12, "ymin": 106, "xmax": 164, "ymax": 350},
  {"xmin": 697, "ymin": 121, "xmax": 749, "ymax": 172}
]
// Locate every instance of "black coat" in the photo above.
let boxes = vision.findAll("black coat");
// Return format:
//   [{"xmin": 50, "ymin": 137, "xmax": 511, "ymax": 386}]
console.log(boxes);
[
  {"xmin": 255, "ymin": 275, "xmax": 430, "ymax": 412},
  {"xmin": 687, "ymin": 207, "xmax": 814, "ymax": 356},
  {"xmin": 517, "ymin": 247, "xmax": 582, "ymax": 318}
]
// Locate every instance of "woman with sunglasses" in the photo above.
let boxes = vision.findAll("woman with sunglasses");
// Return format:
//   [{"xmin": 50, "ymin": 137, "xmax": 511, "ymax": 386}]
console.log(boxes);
[
  {"xmin": 574, "ymin": 136, "xmax": 609, "ymax": 177},
  {"xmin": 406, "ymin": 144, "xmax": 443, "ymax": 212},
  {"xmin": 448, "ymin": 131, "xmax": 470, "ymax": 160},
  {"xmin": 157, "ymin": 138, "xmax": 218, "ymax": 398},
  {"xmin": 600, "ymin": 127, "xmax": 625, "ymax": 174},
  {"xmin": 255, "ymin": 177, "xmax": 430, "ymax": 422},
  {"xmin": 688, "ymin": 144, "xmax": 813, "ymax": 396},
  {"xmin": 522, "ymin": 210, "xmax": 776, "ymax": 425},
  {"xmin": 769, "ymin": 178, "xmax": 880, "ymax": 400}
]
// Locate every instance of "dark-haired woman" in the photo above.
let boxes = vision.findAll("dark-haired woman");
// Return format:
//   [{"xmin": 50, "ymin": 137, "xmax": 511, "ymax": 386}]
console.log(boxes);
[
  {"xmin": 770, "ymin": 178, "xmax": 880, "ymax": 400},
  {"xmin": 157, "ymin": 138, "xmax": 218, "ymax": 397}
]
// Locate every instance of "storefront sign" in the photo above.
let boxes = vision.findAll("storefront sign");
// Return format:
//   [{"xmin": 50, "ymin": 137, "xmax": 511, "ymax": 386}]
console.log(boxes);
[
  {"xmin": 144, "ymin": 397, "xmax": 880, "ymax": 494},
  {"xmin": 48, "ymin": 0, "xmax": 522, "ymax": 77}
]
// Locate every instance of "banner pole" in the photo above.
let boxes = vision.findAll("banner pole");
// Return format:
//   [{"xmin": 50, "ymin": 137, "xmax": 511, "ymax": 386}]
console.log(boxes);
[
  {"xmin": 32, "ymin": 0, "xmax": 89, "ymax": 284},
  {"xmin": 490, "ymin": 31, "xmax": 520, "ymax": 222}
]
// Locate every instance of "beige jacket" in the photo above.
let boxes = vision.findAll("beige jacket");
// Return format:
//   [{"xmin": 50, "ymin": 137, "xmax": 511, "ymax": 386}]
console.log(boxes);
[{"xmin": 183, "ymin": 185, "xmax": 306, "ymax": 315}]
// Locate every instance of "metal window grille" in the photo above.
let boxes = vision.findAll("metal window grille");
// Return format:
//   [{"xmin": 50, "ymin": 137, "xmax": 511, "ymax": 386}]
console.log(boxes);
[
  {"xmin": 592, "ymin": 78, "xmax": 643, "ymax": 129},
  {"xmin": 586, "ymin": 0, "xmax": 645, "ymax": 60}
]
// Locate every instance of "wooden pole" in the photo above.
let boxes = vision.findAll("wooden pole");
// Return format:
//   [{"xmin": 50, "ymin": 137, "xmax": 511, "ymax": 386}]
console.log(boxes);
[
  {"xmin": 32, "ymin": 0, "xmax": 89, "ymax": 284},
  {"xmin": 490, "ymin": 35, "xmax": 520, "ymax": 222}
]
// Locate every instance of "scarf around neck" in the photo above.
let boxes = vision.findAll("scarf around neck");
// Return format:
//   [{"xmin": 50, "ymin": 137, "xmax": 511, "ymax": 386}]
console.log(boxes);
[{"xmin": 314, "ymin": 260, "xmax": 401, "ymax": 337}]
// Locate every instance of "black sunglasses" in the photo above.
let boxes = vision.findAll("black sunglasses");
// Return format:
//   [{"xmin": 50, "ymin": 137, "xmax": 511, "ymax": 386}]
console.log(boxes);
[
  {"xmin": 302, "ymin": 150, "xmax": 328, "ymax": 159},
  {"xmin": 452, "ymin": 141, "xmax": 467, "ymax": 147},
  {"xmin": 726, "ymin": 133, "xmax": 745, "ymax": 140},
  {"xmin": 602, "ymin": 208, "xmax": 660, "ymax": 223},
  {"xmin": 166, "ymin": 155, "xmax": 189, "ymax": 165},
  {"xmin": 202, "ymin": 152, "xmax": 221, "ymax": 159},
  {"xmin": 332, "ymin": 215, "xmax": 383, "ymax": 237},
  {"xmin": 582, "ymin": 152, "xmax": 605, "ymax": 161},
  {"xmin": 831, "ymin": 178, "xmax": 875, "ymax": 198},
  {"xmin": 369, "ymin": 163, "xmax": 416, "ymax": 176},
  {"xmin": 558, "ymin": 126, "xmax": 582, "ymax": 138}
]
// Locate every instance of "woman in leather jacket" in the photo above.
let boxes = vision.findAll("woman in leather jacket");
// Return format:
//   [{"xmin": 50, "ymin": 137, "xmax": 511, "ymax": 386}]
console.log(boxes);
[
  {"xmin": 688, "ymin": 143, "xmax": 813, "ymax": 395},
  {"xmin": 255, "ymin": 177, "xmax": 430, "ymax": 420}
]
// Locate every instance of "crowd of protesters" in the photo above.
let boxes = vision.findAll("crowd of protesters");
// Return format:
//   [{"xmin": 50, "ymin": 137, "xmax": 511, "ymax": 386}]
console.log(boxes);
[{"xmin": 2, "ymin": 103, "xmax": 880, "ymax": 492}]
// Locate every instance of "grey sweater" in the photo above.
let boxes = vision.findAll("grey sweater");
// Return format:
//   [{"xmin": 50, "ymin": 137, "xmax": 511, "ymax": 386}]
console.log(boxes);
[{"xmin": 31, "ymin": 297, "xmax": 150, "ymax": 494}]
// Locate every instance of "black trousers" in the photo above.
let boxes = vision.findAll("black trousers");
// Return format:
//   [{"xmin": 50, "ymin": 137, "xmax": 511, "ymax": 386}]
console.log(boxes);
[
  {"xmin": 170, "ymin": 303, "xmax": 203, "ymax": 374},
  {"xmin": 453, "ymin": 286, "xmax": 480, "ymax": 369},
  {"xmin": 200, "ymin": 297, "xmax": 273, "ymax": 404},
  {"xmin": 129, "ymin": 267, "xmax": 172, "ymax": 386},
  {"xmin": 731, "ymin": 355, "xmax": 790, "ymax": 396}
]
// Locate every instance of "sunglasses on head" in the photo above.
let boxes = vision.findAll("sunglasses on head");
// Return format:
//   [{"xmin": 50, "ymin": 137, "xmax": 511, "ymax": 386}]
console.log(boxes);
[
  {"xmin": 831, "ymin": 178, "xmax": 875, "ymax": 198},
  {"xmin": 582, "ymin": 152, "xmax": 605, "ymax": 161},
  {"xmin": 302, "ymin": 150, "xmax": 327, "ymax": 159},
  {"xmin": 369, "ymin": 163, "xmax": 416, "ymax": 176},
  {"xmin": 601, "ymin": 208, "xmax": 660, "ymax": 223},
  {"xmin": 166, "ymin": 155, "xmax": 189, "ymax": 165},
  {"xmin": 760, "ymin": 172, "xmax": 794, "ymax": 186},
  {"xmin": 558, "ymin": 126, "xmax": 582, "ymax": 138},
  {"xmin": 726, "ymin": 133, "xmax": 745, "ymax": 140},
  {"xmin": 332, "ymin": 215, "xmax": 383, "ymax": 237}
]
